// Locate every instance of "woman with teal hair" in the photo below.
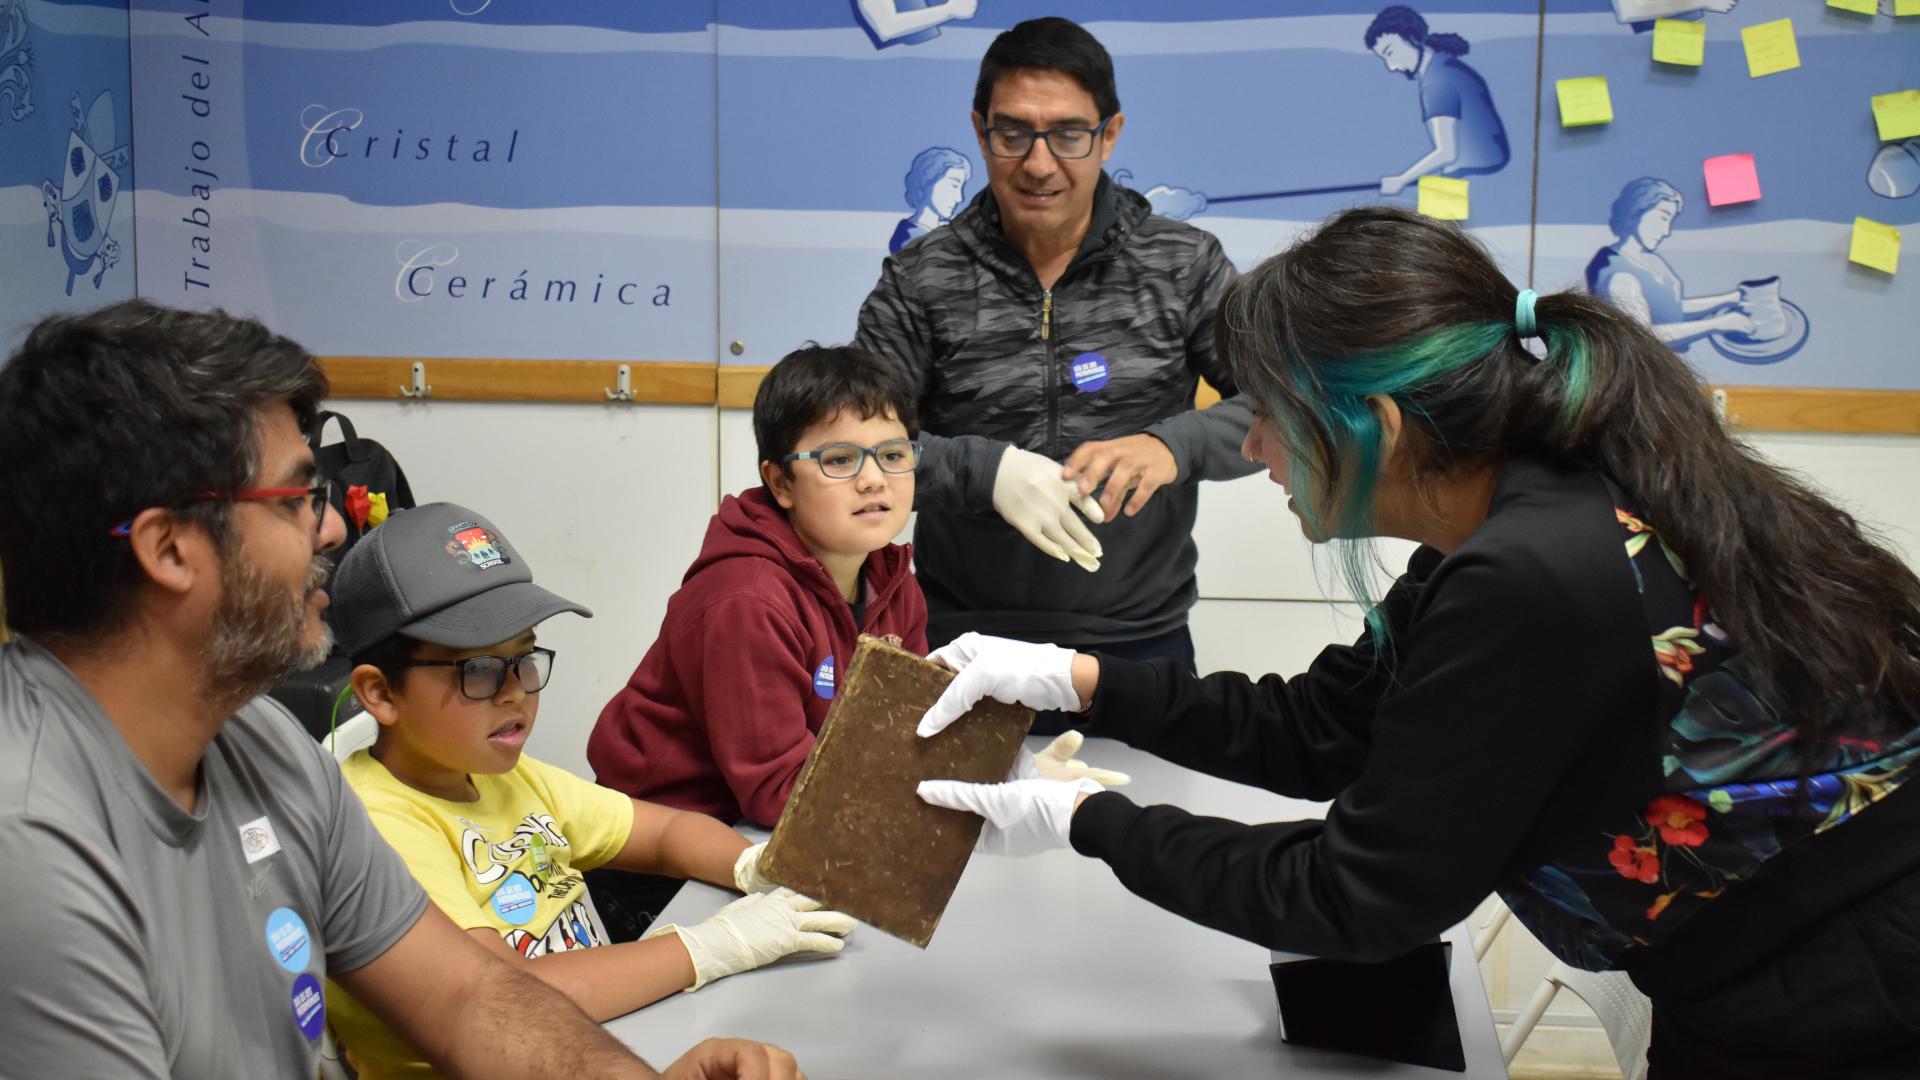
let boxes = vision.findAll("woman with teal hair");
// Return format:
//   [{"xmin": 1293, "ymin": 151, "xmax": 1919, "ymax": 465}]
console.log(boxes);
[{"xmin": 916, "ymin": 206, "xmax": 1920, "ymax": 1076}]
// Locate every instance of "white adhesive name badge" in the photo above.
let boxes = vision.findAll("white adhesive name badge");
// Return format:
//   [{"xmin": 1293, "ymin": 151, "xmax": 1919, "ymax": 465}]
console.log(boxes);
[{"xmin": 239, "ymin": 815, "xmax": 283, "ymax": 864}]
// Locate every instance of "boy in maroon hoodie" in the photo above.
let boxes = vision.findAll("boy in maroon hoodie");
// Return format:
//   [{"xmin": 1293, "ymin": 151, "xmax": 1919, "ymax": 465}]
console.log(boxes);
[{"xmin": 589, "ymin": 345, "xmax": 928, "ymax": 864}]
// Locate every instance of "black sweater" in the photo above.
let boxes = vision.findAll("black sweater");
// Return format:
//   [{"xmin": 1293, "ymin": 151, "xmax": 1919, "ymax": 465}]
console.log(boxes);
[{"xmin": 1069, "ymin": 455, "xmax": 1920, "ymax": 1000}]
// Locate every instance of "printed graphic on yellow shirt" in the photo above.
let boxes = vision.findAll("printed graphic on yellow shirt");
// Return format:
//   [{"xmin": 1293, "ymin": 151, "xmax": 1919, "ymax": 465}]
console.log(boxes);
[
  {"xmin": 505, "ymin": 896, "xmax": 602, "ymax": 958},
  {"xmin": 456, "ymin": 811, "xmax": 607, "ymax": 956},
  {"xmin": 457, "ymin": 811, "xmax": 567, "ymax": 885}
]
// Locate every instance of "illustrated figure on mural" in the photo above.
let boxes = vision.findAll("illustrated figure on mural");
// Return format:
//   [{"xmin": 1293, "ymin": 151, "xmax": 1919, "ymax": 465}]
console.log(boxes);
[
  {"xmin": 890, "ymin": 147, "xmax": 971, "ymax": 254},
  {"xmin": 854, "ymin": 0, "xmax": 976, "ymax": 49},
  {"xmin": 41, "ymin": 91, "xmax": 128, "ymax": 296},
  {"xmin": 1131, "ymin": 5, "xmax": 1512, "ymax": 223},
  {"xmin": 1366, "ymin": 6, "xmax": 1509, "ymax": 198},
  {"xmin": 1586, "ymin": 177, "xmax": 1809, "ymax": 364},
  {"xmin": 0, "ymin": 0, "xmax": 33, "ymax": 124}
]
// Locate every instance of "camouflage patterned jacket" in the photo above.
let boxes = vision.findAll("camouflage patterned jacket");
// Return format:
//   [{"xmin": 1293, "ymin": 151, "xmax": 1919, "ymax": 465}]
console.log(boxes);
[{"xmin": 853, "ymin": 174, "xmax": 1257, "ymax": 646}]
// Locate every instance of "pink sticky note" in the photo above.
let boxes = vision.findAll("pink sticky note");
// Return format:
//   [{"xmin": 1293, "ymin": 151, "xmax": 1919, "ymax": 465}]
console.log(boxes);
[{"xmin": 1703, "ymin": 153, "xmax": 1761, "ymax": 206}]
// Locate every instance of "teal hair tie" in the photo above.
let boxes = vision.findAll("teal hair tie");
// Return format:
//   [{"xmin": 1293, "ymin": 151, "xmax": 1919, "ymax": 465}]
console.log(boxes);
[{"xmin": 1514, "ymin": 289, "xmax": 1540, "ymax": 339}]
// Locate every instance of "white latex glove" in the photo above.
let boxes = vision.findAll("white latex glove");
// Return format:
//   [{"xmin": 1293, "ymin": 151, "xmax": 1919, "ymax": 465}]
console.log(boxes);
[
  {"xmin": 916, "ymin": 776, "xmax": 1105, "ymax": 857},
  {"xmin": 920, "ymin": 633, "xmax": 1082, "ymax": 736},
  {"xmin": 647, "ymin": 888, "xmax": 855, "ymax": 990},
  {"xmin": 991, "ymin": 445, "xmax": 1105, "ymax": 572},
  {"xmin": 1027, "ymin": 730, "xmax": 1131, "ymax": 787},
  {"xmin": 732, "ymin": 841, "xmax": 779, "ymax": 894}
]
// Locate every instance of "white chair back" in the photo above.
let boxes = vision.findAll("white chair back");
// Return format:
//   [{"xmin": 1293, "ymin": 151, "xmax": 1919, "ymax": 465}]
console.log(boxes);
[
  {"xmin": 1502, "ymin": 961, "xmax": 1651, "ymax": 1080},
  {"xmin": 327, "ymin": 711, "xmax": 378, "ymax": 762}
]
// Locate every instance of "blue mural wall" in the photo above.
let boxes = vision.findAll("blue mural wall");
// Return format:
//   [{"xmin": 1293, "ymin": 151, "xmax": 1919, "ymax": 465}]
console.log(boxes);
[
  {"xmin": 0, "ymin": 0, "xmax": 135, "ymax": 347},
  {"xmin": 1537, "ymin": 0, "xmax": 1918, "ymax": 391},
  {"xmin": 1, "ymin": 1, "xmax": 1913, "ymax": 391},
  {"xmin": 126, "ymin": 0, "xmax": 716, "ymax": 362},
  {"xmin": 717, "ymin": 1, "xmax": 1542, "ymax": 365}
]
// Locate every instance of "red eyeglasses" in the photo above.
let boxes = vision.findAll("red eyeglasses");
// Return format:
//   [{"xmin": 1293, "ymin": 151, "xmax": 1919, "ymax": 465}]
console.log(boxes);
[{"xmin": 110, "ymin": 478, "xmax": 335, "ymax": 539}]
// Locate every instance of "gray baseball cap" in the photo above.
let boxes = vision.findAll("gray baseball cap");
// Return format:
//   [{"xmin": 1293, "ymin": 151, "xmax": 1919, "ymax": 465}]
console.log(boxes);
[{"xmin": 331, "ymin": 502, "xmax": 591, "ymax": 658}]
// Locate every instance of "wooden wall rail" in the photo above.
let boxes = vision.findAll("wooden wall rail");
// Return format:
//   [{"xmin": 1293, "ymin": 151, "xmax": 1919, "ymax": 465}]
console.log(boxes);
[
  {"xmin": 717, "ymin": 365, "xmax": 774, "ymax": 409},
  {"xmin": 317, "ymin": 358, "xmax": 1920, "ymax": 436},
  {"xmin": 1708, "ymin": 387, "xmax": 1920, "ymax": 436},
  {"xmin": 319, "ymin": 357, "xmax": 717, "ymax": 405}
]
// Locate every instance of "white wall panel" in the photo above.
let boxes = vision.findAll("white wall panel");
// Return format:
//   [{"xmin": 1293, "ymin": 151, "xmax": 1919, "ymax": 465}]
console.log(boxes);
[
  {"xmin": 720, "ymin": 408, "xmax": 760, "ymax": 498},
  {"xmin": 1196, "ymin": 472, "xmax": 1427, "ymax": 602},
  {"xmin": 1744, "ymin": 432, "xmax": 1920, "ymax": 571}
]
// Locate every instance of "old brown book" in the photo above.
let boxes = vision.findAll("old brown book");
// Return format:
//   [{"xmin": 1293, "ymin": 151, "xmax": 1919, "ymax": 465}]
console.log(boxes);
[{"xmin": 761, "ymin": 635, "xmax": 1033, "ymax": 947}]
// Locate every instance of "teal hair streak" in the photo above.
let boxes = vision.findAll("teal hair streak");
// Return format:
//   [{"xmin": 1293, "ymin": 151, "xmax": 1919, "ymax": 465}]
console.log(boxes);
[{"xmin": 1281, "ymin": 319, "xmax": 1585, "ymax": 657}]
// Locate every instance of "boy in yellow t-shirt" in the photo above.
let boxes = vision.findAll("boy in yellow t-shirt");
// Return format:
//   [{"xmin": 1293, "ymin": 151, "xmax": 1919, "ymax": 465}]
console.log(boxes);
[{"xmin": 324, "ymin": 502, "xmax": 854, "ymax": 1079}]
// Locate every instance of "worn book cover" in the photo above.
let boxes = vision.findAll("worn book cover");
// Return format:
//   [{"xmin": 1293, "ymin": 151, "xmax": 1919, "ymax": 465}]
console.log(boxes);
[{"xmin": 761, "ymin": 635, "xmax": 1033, "ymax": 947}]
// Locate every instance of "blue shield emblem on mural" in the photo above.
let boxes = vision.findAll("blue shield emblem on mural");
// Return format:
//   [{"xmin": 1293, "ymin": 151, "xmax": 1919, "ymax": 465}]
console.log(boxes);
[
  {"xmin": 41, "ymin": 89, "xmax": 125, "ymax": 294},
  {"xmin": 59, "ymin": 130, "xmax": 119, "ymax": 261}
]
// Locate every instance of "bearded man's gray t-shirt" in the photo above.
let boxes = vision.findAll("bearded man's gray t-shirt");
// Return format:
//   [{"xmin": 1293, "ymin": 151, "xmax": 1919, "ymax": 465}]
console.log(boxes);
[{"xmin": 0, "ymin": 639, "xmax": 428, "ymax": 1078}]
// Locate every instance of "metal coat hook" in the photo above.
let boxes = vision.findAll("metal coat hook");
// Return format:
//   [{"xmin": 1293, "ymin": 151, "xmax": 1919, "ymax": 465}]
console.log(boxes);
[
  {"xmin": 605, "ymin": 363, "xmax": 634, "ymax": 402},
  {"xmin": 400, "ymin": 362, "xmax": 431, "ymax": 399}
]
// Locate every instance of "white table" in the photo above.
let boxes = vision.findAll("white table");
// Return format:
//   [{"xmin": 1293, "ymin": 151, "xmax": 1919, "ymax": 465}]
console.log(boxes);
[{"xmin": 606, "ymin": 737, "xmax": 1508, "ymax": 1079}]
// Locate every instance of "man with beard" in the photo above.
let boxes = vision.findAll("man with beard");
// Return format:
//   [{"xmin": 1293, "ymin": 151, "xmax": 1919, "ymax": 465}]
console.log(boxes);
[{"xmin": 0, "ymin": 301, "xmax": 799, "ymax": 1080}]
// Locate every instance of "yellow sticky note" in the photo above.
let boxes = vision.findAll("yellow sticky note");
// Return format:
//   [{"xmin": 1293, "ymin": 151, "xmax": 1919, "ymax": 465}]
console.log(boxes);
[
  {"xmin": 1873, "ymin": 90, "xmax": 1920, "ymax": 142},
  {"xmin": 1417, "ymin": 175, "xmax": 1469, "ymax": 221},
  {"xmin": 1896, "ymin": 0, "xmax": 1920, "ymax": 15},
  {"xmin": 1652, "ymin": 19, "xmax": 1706, "ymax": 66},
  {"xmin": 1850, "ymin": 218, "xmax": 1901, "ymax": 275},
  {"xmin": 1556, "ymin": 77, "xmax": 1614, "ymax": 127},
  {"xmin": 1741, "ymin": 19, "xmax": 1800, "ymax": 79},
  {"xmin": 1827, "ymin": 0, "xmax": 1877, "ymax": 14}
]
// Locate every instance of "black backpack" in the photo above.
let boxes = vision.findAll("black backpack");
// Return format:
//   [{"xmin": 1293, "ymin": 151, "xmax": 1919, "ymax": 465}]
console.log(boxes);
[
  {"xmin": 268, "ymin": 410, "xmax": 418, "ymax": 739},
  {"xmin": 312, "ymin": 410, "xmax": 416, "ymax": 574}
]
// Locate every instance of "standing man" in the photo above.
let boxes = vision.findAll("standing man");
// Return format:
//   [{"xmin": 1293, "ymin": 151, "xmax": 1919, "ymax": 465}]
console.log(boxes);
[
  {"xmin": 855, "ymin": 17, "xmax": 1255, "ymax": 680},
  {"xmin": 0, "ymin": 301, "xmax": 796, "ymax": 1080}
]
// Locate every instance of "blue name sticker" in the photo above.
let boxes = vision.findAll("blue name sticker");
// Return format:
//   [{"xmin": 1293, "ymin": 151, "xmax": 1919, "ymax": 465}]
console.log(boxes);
[
  {"xmin": 813, "ymin": 656, "xmax": 836, "ymax": 699},
  {"xmin": 264, "ymin": 907, "xmax": 311, "ymax": 973},
  {"xmin": 1070, "ymin": 352, "xmax": 1110, "ymax": 393},
  {"xmin": 490, "ymin": 872, "xmax": 539, "ymax": 926},
  {"xmin": 291, "ymin": 973, "xmax": 325, "ymax": 1041}
]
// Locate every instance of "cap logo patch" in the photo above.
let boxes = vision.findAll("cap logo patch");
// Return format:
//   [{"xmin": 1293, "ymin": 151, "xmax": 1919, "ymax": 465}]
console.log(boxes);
[{"xmin": 445, "ymin": 522, "xmax": 509, "ymax": 571}]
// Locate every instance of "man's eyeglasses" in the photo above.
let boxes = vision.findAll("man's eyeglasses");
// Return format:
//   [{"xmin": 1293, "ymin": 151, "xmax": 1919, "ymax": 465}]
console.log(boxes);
[
  {"xmin": 781, "ymin": 440, "xmax": 921, "ymax": 480},
  {"xmin": 109, "ymin": 478, "xmax": 335, "ymax": 539},
  {"xmin": 406, "ymin": 647, "xmax": 556, "ymax": 701},
  {"xmin": 983, "ymin": 116, "xmax": 1112, "ymax": 160}
]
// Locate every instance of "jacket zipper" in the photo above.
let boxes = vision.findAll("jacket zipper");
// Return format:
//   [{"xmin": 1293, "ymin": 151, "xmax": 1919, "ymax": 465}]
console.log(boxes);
[
  {"xmin": 1042, "ymin": 288, "xmax": 1060, "ymax": 456},
  {"xmin": 860, "ymin": 559, "xmax": 910, "ymax": 635}
]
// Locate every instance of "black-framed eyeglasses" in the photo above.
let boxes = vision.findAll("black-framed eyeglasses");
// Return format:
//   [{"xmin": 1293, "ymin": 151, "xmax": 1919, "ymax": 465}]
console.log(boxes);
[
  {"xmin": 983, "ymin": 116, "xmax": 1112, "ymax": 160},
  {"xmin": 109, "ymin": 478, "xmax": 335, "ymax": 539},
  {"xmin": 781, "ymin": 439, "xmax": 921, "ymax": 480},
  {"xmin": 406, "ymin": 647, "xmax": 556, "ymax": 701}
]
